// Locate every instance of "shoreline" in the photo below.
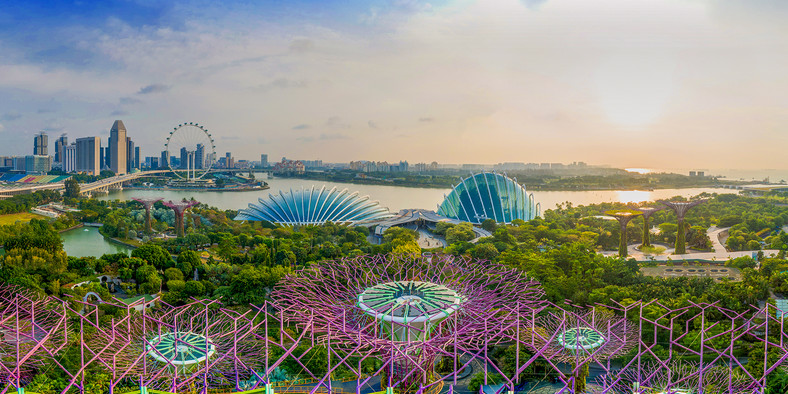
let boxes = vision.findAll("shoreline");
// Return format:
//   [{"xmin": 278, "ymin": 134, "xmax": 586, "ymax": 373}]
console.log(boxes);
[
  {"xmin": 124, "ymin": 185, "xmax": 270, "ymax": 192},
  {"xmin": 270, "ymin": 175, "xmax": 730, "ymax": 192}
]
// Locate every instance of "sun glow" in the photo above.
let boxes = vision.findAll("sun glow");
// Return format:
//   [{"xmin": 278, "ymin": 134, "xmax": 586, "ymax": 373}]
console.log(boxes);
[
  {"xmin": 625, "ymin": 168, "xmax": 652, "ymax": 174},
  {"xmin": 595, "ymin": 53, "xmax": 675, "ymax": 128},
  {"xmin": 615, "ymin": 190, "xmax": 653, "ymax": 204}
]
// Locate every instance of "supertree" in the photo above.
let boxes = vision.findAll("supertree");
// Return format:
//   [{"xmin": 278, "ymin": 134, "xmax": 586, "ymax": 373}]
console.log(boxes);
[
  {"xmin": 522, "ymin": 308, "xmax": 637, "ymax": 393},
  {"xmin": 0, "ymin": 285, "xmax": 69, "ymax": 393},
  {"xmin": 132, "ymin": 197, "xmax": 163, "ymax": 235},
  {"xmin": 85, "ymin": 298, "xmax": 265, "ymax": 394},
  {"xmin": 593, "ymin": 361, "xmax": 752, "ymax": 394},
  {"xmin": 163, "ymin": 200, "xmax": 200, "ymax": 237},
  {"xmin": 634, "ymin": 206, "xmax": 663, "ymax": 248},
  {"xmin": 269, "ymin": 254, "xmax": 545, "ymax": 393},
  {"xmin": 659, "ymin": 200, "xmax": 706, "ymax": 254},
  {"xmin": 604, "ymin": 209, "xmax": 642, "ymax": 257}
]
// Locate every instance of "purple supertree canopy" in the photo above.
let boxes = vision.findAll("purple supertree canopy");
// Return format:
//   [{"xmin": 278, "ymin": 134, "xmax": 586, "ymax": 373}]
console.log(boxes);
[
  {"xmin": 523, "ymin": 308, "xmax": 637, "ymax": 365},
  {"xmin": 593, "ymin": 361, "xmax": 752, "ymax": 394},
  {"xmin": 0, "ymin": 285, "xmax": 68, "ymax": 388},
  {"xmin": 86, "ymin": 298, "xmax": 265, "ymax": 393},
  {"xmin": 163, "ymin": 199, "xmax": 200, "ymax": 237},
  {"xmin": 270, "ymin": 254, "xmax": 545, "ymax": 388}
]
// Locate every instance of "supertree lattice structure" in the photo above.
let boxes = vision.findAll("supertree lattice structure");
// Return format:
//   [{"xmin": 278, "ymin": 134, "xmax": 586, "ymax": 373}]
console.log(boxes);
[
  {"xmin": 593, "ymin": 361, "xmax": 752, "ymax": 394},
  {"xmin": 521, "ymin": 308, "xmax": 638, "ymax": 392},
  {"xmin": 634, "ymin": 206, "xmax": 663, "ymax": 248},
  {"xmin": 270, "ymin": 254, "xmax": 545, "ymax": 392},
  {"xmin": 4, "ymin": 256, "xmax": 788, "ymax": 394},
  {"xmin": 604, "ymin": 210, "xmax": 642, "ymax": 257},
  {"xmin": 659, "ymin": 199, "xmax": 706, "ymax": 254},
  {"xmin": 132, "ymin": 197, "xmax": 163, "ymax": 235},
  {"xmin": 163, "ymin": 200, "xmax": 199, "ymax": 237},
  {"xmin": 83, "ymin": 298, "xmax": 266, "ymax": 394},
  {"xmin": 0, "ymin": 285, "xmax": 69, "ymax": 393}
]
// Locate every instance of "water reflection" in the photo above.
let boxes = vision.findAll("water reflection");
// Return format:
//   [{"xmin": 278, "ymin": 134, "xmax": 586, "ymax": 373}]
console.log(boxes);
[{"xmin": 615, "ymin": 190, "xmax": 653, "ymax": 204}]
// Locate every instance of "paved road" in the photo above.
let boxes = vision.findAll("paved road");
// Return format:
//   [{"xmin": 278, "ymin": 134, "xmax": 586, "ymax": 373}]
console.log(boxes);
[{"xmin": 603, "ymin": 226, "xmax": 779, "ymax": 262}]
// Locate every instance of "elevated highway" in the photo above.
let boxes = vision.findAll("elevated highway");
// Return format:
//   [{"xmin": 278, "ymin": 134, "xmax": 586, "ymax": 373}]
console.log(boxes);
[{"xmin": 0, "ymin": 170, "xmax": 171, "ymax": 199}]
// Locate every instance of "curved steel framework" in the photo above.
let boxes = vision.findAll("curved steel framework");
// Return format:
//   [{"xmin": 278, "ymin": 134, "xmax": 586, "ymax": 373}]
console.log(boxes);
[
  {"xmin": 133, "ymin": 197, "xmax": 163, "ymax": 235},
  {"xmin": 635, "ymin": 206, "xmax": 664, "ymax": 248},
  {"xmin": 437, "ymin": 172, "xmax": 539, "ymax": 224},
  {"xmin": 163, "ymin": 200, "xmax": 199, "ymax": 237},
  {"xmin": 2, "ymin": 259, "xmax": 788, "ymax": 394},
  {"xmin": 235, "ymin": 186, "xmax": 393, "ymax": 226},
  {"xmin": 165, "ymin": 122, "xmax": 216, "ymax": 180},
  {"xmin": 659, "ymin": 200, "xmax": 707, "ymax": 254},
  {"xmin": 605, "ymin": 209, "xmax": 643, "ymax": 257}
]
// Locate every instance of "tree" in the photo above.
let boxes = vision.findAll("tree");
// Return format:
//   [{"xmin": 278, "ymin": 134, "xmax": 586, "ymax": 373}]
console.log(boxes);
[
  {"xmin": 183, "ymin": 280, "xmax": 206, "ymax": 297},
  {"xmin": 481, "ymin": 218, "xmax": 498, "ymax": 232},
  {"xmin": 64, "ymin": 178, "xmax": 80, "ymax": 199},
  {"xmin": 176, "ymin": 250, "xmax": 200, "ymax": 277},
  {"xmin": 446, "ymin": 222, "xmax": 475, "ymax": 244},
  {"xmin": 136, "ymin": 264, "xmax": 161, "ymax": 294},
  {"xmin": 472, "ymin": 243, "xmax": 499, "ymax": 261},
  {"xmin": 131, "ymin": 244, "xmax": 173, "ymax": 270}
]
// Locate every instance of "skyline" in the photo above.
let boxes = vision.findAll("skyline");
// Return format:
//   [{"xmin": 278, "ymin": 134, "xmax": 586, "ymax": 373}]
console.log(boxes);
[{"xmin": 0, "ymin": 0, "xmax": 786, "ymax": 169}]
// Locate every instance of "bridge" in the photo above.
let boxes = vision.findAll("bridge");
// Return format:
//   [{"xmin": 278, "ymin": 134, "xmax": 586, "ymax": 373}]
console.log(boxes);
[
  {"xmin": 0, "ymin": 170, "xmax": 171, "ymax": 199},
  {"xmin": 78, "ymin": 170, "xmax": 170, "ymax": 196}
]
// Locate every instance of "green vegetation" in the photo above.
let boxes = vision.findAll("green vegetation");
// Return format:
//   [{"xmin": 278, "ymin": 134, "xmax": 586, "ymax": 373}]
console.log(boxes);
[
  {"xmin": 0, "ymin": 211, "xmax": 46, "ymax": 225},
  {"xmin": 278, "ymin": 170, "xmax": 734, "ymax": 190},
  {"xmin": 4, "ymin": 190, "xmax": 788, "ymax": 390}
]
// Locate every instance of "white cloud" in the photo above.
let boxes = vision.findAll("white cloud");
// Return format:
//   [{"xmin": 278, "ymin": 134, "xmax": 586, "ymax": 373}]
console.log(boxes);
[{"xmin": 0, "ymin": 0, "xmax": 785, "ymax": 170}]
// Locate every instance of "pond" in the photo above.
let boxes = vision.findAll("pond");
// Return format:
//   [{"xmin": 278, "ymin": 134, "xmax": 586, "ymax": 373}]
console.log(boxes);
[{"xmin": 60, "ymin": 226, "xmax": 133, "ymax": 258}]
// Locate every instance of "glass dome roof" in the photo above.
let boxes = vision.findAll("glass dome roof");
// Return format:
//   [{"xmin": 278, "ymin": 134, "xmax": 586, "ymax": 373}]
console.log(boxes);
[
  {"xmin": 235, "ymin": 185, "xmax": 393, "ymax": 226},
  {"xmin": 437, "ymin": 172, "xmax": 539, "ymax": 224}
]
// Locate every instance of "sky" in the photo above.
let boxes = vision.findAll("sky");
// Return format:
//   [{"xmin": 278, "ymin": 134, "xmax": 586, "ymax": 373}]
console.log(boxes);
[{"xmin": 0, "ymin": 0, "xmax": 786, "ymax": 169}]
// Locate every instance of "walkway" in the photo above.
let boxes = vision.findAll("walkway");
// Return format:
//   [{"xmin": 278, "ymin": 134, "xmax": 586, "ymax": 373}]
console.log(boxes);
[{"xmin": 602, "ymin": 226, "xmax": 779, "ymax": 262}]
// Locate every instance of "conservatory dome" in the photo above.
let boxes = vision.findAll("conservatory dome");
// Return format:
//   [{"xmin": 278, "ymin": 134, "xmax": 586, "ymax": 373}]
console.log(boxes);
[
  {"xmin": 437, "ymin": 172, "xmax": 539, "ymax": 224},
  {"xmin": 235, "ymin": 186, "xmax": 393, "ymax": 226}
]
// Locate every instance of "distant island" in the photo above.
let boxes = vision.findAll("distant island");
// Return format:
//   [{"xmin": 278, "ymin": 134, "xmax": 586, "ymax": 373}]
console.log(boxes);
[{"xmin": 272, "ymin": 168, "xmax": 746, "ymax": 191}]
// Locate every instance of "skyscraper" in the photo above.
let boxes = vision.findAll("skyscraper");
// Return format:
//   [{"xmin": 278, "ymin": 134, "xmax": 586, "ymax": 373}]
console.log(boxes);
[
  {"xmin": 54, "ymin": 134, "xmax": 67, "ymax": 163},
  {"xmin": 126, "ymin": 137, "xmax": 135, "ymax": 172},
  {"xmin": 63, "ymin": 143, "xmax": 77, "ymax": 173},
  {"xmin": 135, "ymin": 146, "xmax": 140, "ymax": 170},
  {"xmin": 195, "ymin": 144, "xmax": 204, "ymax": 169},
  {"xmin": 100, "ymin": 147, "xmax": 106, "ymax": 169},
  {"xmin": 260, "ymin": 154, "xmax": 268, "ymax": 167},
  {"xmin": 25, "ymin": 155, "xmax": 51, "ymax": 173},
  {"xmin": 160, "ymin": 150, "xmax": 169, "ymax": 169},
  {"xmin": 76, "ymin": 137, "xmax": 100, "ymax": 175},
  {"xmin": 109, "ymin": 120, "xmax": 127, "ymax": 175},
  {"xmin": 33, "ymin": 132, "xmax": 48, "ymax": 156},
  {"xmin": 180, "ymin": 147, "xmax": 189, "ymax": 169}
]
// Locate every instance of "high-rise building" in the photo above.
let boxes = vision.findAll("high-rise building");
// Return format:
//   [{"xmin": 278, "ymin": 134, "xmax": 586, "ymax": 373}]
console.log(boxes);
[
  {"xmin": 109, "ymin": 120, "xmax": 127, "ymax": 175},
  {"xmin": 126, "ymin": 137, "xmax": 135, "ymax": 172},
  {"xmin": 63, "ymin": 143, "xmax": 77, "ymax": 173},
  {"xmin": 180, "ymin": 147, "xmax": 189, "ymax": 169},
  {"xmin": 160, "ymin": 150, "xmax": 169, "ymax": 169},
  {"xmin": 225, "ymin": 152, "xmax": 234, "ymax": 169},
  {"xmin": 76, "ymin": 137, "xmax": 100, "ymax": 176},
  {"xmin": 25, "ymin": 155, "xmax": 51, "ymax": 174},
  {"xmin": 134, "ymin": 146, "xmax": 140, "ymax": 170},
  {"xmin": 54, "ymin": 134, "xmax": 68, "ymax": 163},
  {"xmin": 195, "ymin": 144, "xmax": 204, "ymax": 169},
  {"xmin": 260, "ymin": 154, "xmax": 268, "ymax": 167},
  {"xmin": 33, "ymin": 132, "xmax": 48, "ymax": 156},
  {"xmin": 146, "ymin": 156, "xmax": 160, "ymax": 169}
]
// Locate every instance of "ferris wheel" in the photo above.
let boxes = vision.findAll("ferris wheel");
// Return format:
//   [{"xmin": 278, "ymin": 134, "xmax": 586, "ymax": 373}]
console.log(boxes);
[{"xmin": 165, "ymin": 122, "xmax": 216, "ymax": 180}]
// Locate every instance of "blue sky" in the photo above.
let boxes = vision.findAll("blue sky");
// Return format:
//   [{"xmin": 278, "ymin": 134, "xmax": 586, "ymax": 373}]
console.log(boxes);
[{"xmin": 0, "ymin": 0, "xmax": 787, "ymax": 169}]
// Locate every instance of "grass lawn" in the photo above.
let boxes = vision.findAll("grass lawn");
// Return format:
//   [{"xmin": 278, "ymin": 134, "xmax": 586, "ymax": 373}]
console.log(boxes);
[{"xmin": 0, "ymin": 212, "xmax": 47, "ymax": 225}]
